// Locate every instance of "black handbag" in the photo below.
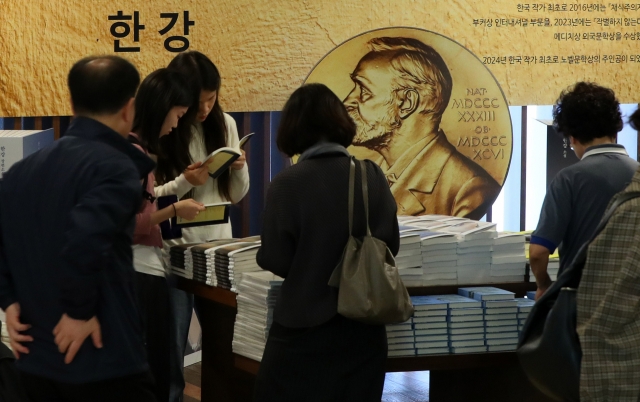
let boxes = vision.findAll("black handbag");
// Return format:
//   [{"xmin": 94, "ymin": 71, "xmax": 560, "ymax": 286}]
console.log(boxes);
[{"xmin": 517, "ymin": 191, "xmax": 640, "ymax": 402}]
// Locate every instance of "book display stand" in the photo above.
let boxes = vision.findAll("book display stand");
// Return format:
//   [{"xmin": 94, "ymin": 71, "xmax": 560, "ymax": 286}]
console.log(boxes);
[{"xmin": 177, "ymin": 278, "xmax": 555, "ymax": 402}]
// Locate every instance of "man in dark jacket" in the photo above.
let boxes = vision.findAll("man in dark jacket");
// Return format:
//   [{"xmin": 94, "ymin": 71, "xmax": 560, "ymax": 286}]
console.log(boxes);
[{"xmin": 0, "ymin": 56, "xmax": 156, "ymax": 402}]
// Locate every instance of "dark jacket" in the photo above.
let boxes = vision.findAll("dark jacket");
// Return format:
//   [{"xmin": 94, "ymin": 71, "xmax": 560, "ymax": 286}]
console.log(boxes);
[
  {"xmin": 257, "ymin": 153, "xmax": 400, "ymax": 328},
  {"xmin": 0, "ymin": 117, "xmax": 155, "ymax": 383}
]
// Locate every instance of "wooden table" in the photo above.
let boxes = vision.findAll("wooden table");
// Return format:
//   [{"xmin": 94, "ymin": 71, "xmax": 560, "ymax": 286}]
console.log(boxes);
[{"xmin": 178, "ymin": 278, "xmax": 554, "ymax": 402}]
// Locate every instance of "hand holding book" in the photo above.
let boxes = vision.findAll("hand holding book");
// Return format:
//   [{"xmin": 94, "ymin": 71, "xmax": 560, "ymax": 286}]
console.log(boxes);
[
  {"xmin": 184, "ymin": 161, "xmax": 211, "ymax": 186},
  {"xmin": 200, "ymin": 132, "xmax": 254, "ymax": 178}
]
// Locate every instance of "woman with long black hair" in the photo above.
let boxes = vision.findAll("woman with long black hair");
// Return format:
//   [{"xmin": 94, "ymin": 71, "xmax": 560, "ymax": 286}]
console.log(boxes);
[
  {"xmin": 130, "ymin": 68, "xmax": 205, "ymax": 402},
  {"xmin": 155, "ymin": 51, "xmax": 250, "ymax": 401}
]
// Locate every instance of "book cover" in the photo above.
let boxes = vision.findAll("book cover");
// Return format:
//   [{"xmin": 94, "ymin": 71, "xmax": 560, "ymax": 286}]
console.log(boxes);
[
  {"xmin": 415, "ymin": 341, "xmax": 449, "ymax": 349},
  {"xmin": 450, "ymin": 333, "xmax": 485, "ymax": 342},
  {"xmin": 431, "ymin": 294, "xmax": 482, "ymax": 309},
  {"xmin": 458, "ymin": 287, "xmax": 516, "ymax": 301},
  {"xmin": 485, "ymin": 325, "xmax": 518, "ymax": 333},
  {"xmin": 448, "ymin": 321, "xmax": 485, "ymax": 329},
  {"xmin": 448, "ymin": 315, "xmax": 484, "ymax": 323},
  {"xmin": 450, "ymin": 339, "xmax": 485, "ymax": 348},
  {"xmin": 410, "ymin": 296, "xmax": 449, "ymax": 311},
  {"xmin": 485, "ymin": 332, "xmax": 519, "ymax": 340},
  {"xmin": 416, "ymin": 347, "xmax": 450, "ymax": 355},
  {"xmin": 414, "ymin": 328, "xmax": 448, "ymax": 336},
  {"xmin": 449, "ymin": 327, "xmax": 485, "ymax": 335},
  {"xmin": 414, "ymin": 335, "xmax": 448, "ymax": 343},
  {"xmin": 414, "ymin": 322, "xmax": 448, "ymax": 330},
  {"xmin": 451, "ymin": 346, "xmax": 487, "ymax": 354},
  {"xmin": 176, "ymin": 202, "xmax": 231, "ymax": 227},
  {"xmin": 484, "ymin": 307, "xmax": 518, "ymax": 315}
]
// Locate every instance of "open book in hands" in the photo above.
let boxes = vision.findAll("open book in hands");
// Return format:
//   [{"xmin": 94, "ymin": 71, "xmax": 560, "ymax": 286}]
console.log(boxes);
[
  {"xmin": 201, "ymin": 133, "xmax": 254, "ymax": 178},
  {"xmin": 176, "ymin": 202, "xmax": 231, "ymax": 227}
]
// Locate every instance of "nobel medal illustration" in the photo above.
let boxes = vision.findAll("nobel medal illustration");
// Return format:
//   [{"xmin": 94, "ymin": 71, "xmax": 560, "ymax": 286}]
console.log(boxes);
[{"xmin": 305, "ymin": 27, "xmax": 512, "ymax": 219}]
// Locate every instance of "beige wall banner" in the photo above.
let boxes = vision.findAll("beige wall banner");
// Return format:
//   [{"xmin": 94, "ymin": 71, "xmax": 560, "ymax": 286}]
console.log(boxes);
[{"xmin": 1, "ymin": 0, "xmax": 639, "ymax": 116}]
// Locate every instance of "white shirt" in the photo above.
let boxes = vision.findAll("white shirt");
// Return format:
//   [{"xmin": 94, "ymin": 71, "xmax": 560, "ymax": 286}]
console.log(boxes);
[{"xmin": 155, "ymin": 113, "xmax": 250, "ymax": 260}]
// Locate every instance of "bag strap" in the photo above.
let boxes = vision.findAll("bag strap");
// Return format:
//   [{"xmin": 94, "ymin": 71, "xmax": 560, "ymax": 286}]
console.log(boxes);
[
  {"xmin": 348, "ymin": 157, "xmax": 356, "ymax": 235},
  {"xmin": 127, "ymin": 135, "xmax": 155, "ymax": 203},
  {"xmin": 359, "ymin": 160, "xmax": 372, "ymax": 236}
]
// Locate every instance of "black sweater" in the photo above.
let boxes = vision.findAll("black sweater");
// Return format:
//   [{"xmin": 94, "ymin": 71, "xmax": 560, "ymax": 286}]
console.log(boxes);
[{"xmin": 257, "ymin": 154, "xmax": 400, "ymax": 328}]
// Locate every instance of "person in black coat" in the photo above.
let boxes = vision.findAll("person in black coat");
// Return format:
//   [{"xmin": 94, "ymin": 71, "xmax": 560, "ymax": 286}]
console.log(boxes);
[
  {"xmin": 0, "ymin": 56, "xmax": 156, "ymax": 402},
  {"xmin": 254, "ymin": 83, "xmax": 400, "ymax": 402}
]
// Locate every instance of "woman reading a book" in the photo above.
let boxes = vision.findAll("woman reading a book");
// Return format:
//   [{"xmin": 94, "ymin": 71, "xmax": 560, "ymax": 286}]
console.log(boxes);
[
  {"xmin": 155, "ymin": 51, "xmax": 250, "ymax": 402},
  {"xmin": 254, "ymin": 83, "xmax": 399, "ymax": 401},
  {"xmin": 130, "ymin": 68, "xmax": 206, "ymax": 402}
]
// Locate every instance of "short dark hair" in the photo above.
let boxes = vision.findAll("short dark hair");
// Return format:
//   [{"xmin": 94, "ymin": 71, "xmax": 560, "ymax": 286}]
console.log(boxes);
[
  {"xmin": 132, "ymin": 69, "xmax": 192, "ymax": 155},
  {"xmin": 68, "ymin": 56, "xmax": 140, "ymax": 115},
  {"xmin": 629, "ymin": 108, "xmax": 640, "ymax": 131},
  {"xmin": 277, "ymin": 83, "xmax": 356, "ymax": 157},
  {"xmin": 552, "ymin": 82, "xmax": 623, "ymax": 143}
]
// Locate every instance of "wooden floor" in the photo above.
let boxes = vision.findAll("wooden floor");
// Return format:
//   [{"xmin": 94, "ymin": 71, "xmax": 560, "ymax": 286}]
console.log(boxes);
[{"xmin": 182, "ymin": 363, "xmax": 430, "ymax": 402}]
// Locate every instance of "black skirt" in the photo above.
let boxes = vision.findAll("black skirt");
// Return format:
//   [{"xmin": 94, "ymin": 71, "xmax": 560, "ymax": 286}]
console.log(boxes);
[{"xmin": 254, "ymin": 314, "xmax": 387, "ymax": 402}]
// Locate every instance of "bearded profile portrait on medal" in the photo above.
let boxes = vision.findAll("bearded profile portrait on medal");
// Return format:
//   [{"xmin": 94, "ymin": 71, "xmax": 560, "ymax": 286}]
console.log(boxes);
[{"xmin": 305, "ymin": 27, "xmax": 513, "ymax": 219}]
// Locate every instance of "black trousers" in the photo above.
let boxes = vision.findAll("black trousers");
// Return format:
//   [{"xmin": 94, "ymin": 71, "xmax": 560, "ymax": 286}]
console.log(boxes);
[
  {"xmin": 135, "ymin": 272, "xmax": 171, "ymax": 402},
  {"xmin": 253, "ymin": 314, "xmax": 387, "ymax": 402},
  {"xmin": 21, "ymin": 371, "xmax": 156, "ymax": 402}
]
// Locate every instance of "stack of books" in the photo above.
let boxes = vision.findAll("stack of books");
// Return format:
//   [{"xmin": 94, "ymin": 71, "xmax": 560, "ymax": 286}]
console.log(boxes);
[
  {"xmin": 396, "ymin": 231, "xmax": 425, "ymax": 287},
  {"xmin": 232, "ymin": 271, "xmax": 283, "ymax": 361},
  {"xmin": 214, "ymin": 240, "xmax": 262, "ymax": 292},
  {"xmin": 490, "ymin": 233, "xmax": 527, "ymax": 282},
  {"xmin": 459, "ymin": 287, "xmax": 519, "ymax": 352},
  {"xmin": 169, "ymin": 243, "xmax": 200, "ymax": 279},
  {"xmin": 438, "ymin": 295, "xmax": 485, "ymax": 354},
  {"xmin": 419, "ymin": 231, "xmax": 458, "ymax": 286},
  {"xmin": 386, "ymin": 319, "xmax": 416, "ymax": 357},
  {"xmin": 410, "ymin": 296, "xmax": 450, "ymax": 355},
  {"xmin": 442, "ymin": 222, "xmax": 497, "ymax": 285},
  {"xmin": 189, "ymin": 239, "xmax": 239, "ymax": 286},
  {"xmin": 516, "ymin": 298, "xmax": 535, "ymax": 334}
]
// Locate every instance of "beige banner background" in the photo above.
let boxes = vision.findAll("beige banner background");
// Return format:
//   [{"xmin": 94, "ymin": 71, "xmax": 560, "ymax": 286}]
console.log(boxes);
[{"xmin": 1, "ymin": 0, "xmax": 639, "ymax": 116}]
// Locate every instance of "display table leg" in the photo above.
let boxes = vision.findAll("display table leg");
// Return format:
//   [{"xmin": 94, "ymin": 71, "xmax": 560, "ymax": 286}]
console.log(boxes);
[{"xmin": 197, "ymin": 297, "xmax": 255, "ymax": 402}]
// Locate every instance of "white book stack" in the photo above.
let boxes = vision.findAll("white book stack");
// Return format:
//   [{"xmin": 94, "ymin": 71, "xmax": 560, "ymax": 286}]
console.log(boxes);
[
  {"xmin": 516, "ymin": 298, "xmax": 535, "ymax": 334},
  {"xmin": 214, "ymin": 241, "xmax": 262, "ymax": 292},
  {"xmin": 490, "ymin": 233, "xmax": 527, "ymax": 283},
  {"xmin": 410, "ymin": 296, "xmax": 450, "ymax": 355},
  {"xmin": 386, "ymin": 319, "xmax": 416, "ymax": 357},
  {"xmin": 548, "ymin": 256, "xmax": 560, "ymax": 281},
  {"xmin": 396, "ymin": 231, "xmax": 424, "ymax": 287},
  {"xmin": 232, "ymin": 271, "xmax": 283, "ymax": 361},
  {"xmin": 459, "ymin": 287, "xmax": 518, "ymax": 352},
  {"xmin": 441, "ymin": 221, "xmax": 497, "ymax": 285},
  {"xmin": 435, "ymin": 295, "xmax": 485, "ymax": 354},
  {"xmin": 419, "ymin": 231, "xmax": 458, "ymax": 286}
]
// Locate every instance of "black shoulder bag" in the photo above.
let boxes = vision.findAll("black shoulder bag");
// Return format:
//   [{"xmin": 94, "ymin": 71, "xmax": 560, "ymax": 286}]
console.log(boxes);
[{"xmin": 517, "ymin": 191, "xmax": 640, "ymax": 402}]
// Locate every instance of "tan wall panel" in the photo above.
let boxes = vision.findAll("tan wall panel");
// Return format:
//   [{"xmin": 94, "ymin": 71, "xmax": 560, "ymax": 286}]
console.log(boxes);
[{"xmin": 1, "ymin": 0, "xmax": 639, "ymax": 116}]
